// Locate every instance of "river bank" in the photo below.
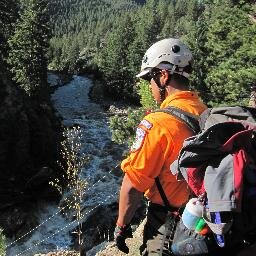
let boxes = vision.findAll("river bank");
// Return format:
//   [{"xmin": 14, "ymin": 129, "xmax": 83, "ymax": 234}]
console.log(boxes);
[{"xmin": 6, "ymin": 73, "xmax": 127, "ymax": 255}]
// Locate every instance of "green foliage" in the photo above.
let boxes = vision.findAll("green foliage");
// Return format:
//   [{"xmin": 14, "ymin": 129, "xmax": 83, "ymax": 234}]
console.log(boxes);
[
  {"xmin": 204, "ymin": 2, "xmax": 256, "ymax": 106},
  {"xmin": 182, "ymin": 8, "xmax": 209, "ymax": 99},
  {"xmin": 138, "ymin": 79, "xmax": 158, "ymax": 110},
  {"xmin": 109, "ymin": 80, "xmax": 158, "ymax": 146},
  {"xmin": 7, "ymin": 0, "xmax": 50, "ymax": 98},
  {"xmin": 127, "ymin": 0, "xmax": 163, "ymax": 74},
  {"xmin": 0, "ymin": 0, "xmax": 19, "ymax": 64},
  {"xmin": 48, "ymin": 0, "xmax": 255, "ymax": 107},
  {"xmin": 109, "ymin": 108, "xmax": 145, "ymax": 146},
  {"xmin": 159, "ymin": 2, "xmax": 176, "ymax": 38},
  {"xmin": 0, "ymin": 229, "xmax": 6, "ymax": 256},
  {"xmin": 98, "ymin": 14, "xmax": 136, "ymax": 99},
  {"xmin": 48, "ymin": 0, "xmax": 141, "ymax": 72}
]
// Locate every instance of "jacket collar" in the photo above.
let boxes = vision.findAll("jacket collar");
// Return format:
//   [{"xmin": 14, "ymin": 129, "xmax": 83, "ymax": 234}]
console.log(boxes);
[{"xmin": 160, "ymin": 91, "xmax": 198, "ymax": 109}]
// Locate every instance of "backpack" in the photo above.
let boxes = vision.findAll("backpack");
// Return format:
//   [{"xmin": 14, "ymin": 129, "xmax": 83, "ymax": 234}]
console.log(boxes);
[{"xmin": 155, "ymin": 106, "xmax": 256, "ymax": 255}]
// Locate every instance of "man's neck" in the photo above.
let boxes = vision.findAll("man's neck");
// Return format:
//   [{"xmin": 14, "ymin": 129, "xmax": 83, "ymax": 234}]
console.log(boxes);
[{"xmin": 166, "ymin": 84, "xmax": 189, "ymax": 97}]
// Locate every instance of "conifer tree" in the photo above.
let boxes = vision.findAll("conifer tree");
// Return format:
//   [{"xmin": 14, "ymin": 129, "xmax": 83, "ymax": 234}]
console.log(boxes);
[
  {"xmin": 127, "ymin": 0, "xmax": 161, "ymax": 76},
  {"xmin": 181, "ymin": 1, "xmax": 208, "ymax": 99},
  {"xmin": 98, "ymin": 14, "xmax": 136, "ymax": 99},
  {"xmin": 204, "ymin": 1, "xmax": 256, "ymax": 106},
  {"xmin": 0, "ymin": 0, "xmax": 18, "ymax": 62},
  {"xmin": 175, "ymin": 0, "xmax": 188, "ymax": 17},
  {"xmin": 7, "ymin": 0, "xmax": 50, "ymax": 99},
  {"xmin": 160, "ymin": 2, "xmax": 176, "ymax": 38}
]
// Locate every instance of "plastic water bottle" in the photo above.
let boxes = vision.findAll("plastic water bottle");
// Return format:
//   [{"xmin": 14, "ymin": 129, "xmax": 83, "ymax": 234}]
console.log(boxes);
[
  {"xmin": 195, "ymin": 218, "xmax": 206, "ymax": 232},
  {"xmin": 182, "ymin": 198, "xmax": 204, "ymax": 230},
  {"xmin": 210, "ymin": 212, "xmax": 225, "ymax": 247}
]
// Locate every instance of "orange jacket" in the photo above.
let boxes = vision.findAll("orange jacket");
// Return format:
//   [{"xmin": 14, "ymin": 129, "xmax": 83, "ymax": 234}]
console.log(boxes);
[{"xmin": 121, "ymin": 91, "xmax": 207, "ymax": 207}]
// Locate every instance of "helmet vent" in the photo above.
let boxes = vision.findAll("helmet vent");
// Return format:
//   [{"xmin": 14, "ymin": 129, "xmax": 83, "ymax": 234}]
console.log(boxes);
[
  {"xmin": 143, "ymin": 55, "xmax": 148, "ymax": 63},
  {"xmin": 172, "ymin": 45, "xmax": 180, "ymax": 53}
]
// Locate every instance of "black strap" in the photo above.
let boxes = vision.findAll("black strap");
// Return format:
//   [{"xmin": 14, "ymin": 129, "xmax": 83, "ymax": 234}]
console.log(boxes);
[
  {"xmin": 154, "ymin": 177, "xmax": 182, "ymax": 211},
  {"xmin": 155, "ymin": 176, "xmax": 171, "ymax": 209},
  {"xmin": 154, "ymin": 106, "xmax": 200, "ymax": 209},
  {"xmin": 154, "ymin": 106, "xmax": 200, "ymax": 134}
]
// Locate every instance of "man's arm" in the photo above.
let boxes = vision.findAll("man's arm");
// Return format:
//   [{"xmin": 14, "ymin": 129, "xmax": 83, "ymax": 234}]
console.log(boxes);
[
  {"xmin": 114, "ymin": 173, "xmax": 143, "ymax": 253},
  {"xmin": 117, "ymin": 173, "xmax": 143, "ymax": 226}
]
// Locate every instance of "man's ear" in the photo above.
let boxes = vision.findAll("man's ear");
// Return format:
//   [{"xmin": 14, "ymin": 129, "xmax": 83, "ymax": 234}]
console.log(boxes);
[{"xmin": 161, "ymin": 69, "xmax": 170, "ymax": 85}]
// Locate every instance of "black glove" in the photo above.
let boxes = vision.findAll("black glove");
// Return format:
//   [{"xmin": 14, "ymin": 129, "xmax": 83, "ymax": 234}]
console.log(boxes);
[{"xmin": 114, "ymin": 224, "xmax": 133, "ymax": 254}]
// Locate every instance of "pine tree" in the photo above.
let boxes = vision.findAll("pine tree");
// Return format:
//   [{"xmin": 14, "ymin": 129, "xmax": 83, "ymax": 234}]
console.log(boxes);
[
  {"xmin": 65, "ymin": 38, "xmax": 80, "ymax": 72},
  {"xmin": 0, "ymin": 0, "xmax": 18, "ymax": 37},
  {"xmin": 204, "ymin": 1, "xmax": 256, "ymax": 106},
  {"xmin": 160, "ymin": 2, "xmax": 176, "ymax": 38},
  {"xmin": 98, "ymin": 14, "xmax": 136, "ymax": 99},
  {"xmin": 0, "ymin": 0, "xmax": 19, "ymax": 62},
  {"xmin": 7, "ymin": 0, "xmax": 50, "ymax": 99},
  {"xmin": 127, "ymin": 0, "xmax": 162, "ymax": 76},
  {"xmin": 181, "ymin": 1, "xmax": 208, "ymax": 100}
]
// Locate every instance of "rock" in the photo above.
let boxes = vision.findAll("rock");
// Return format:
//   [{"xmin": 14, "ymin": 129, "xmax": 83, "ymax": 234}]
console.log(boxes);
[
  {"xmin": 34, "ymin": 250, "xmax": 79, "ymax": 256},
  {"xmin": 102, "ymin": 141, "xmax": 126, "ymax": 161},
  {"xmin": 89, "ymin": 80, "xmax": 106, "ymax": 103},
  {"xmin": 0, "ymin": 205, "xmax": 38, "ymax": 237},
  {"xmin": 0, "ymin": 69, "xmax": 62, "ymax": 238},
  {"xmin": 71, "ymin": 201, "xmax": 146, "ymax": 255},
  {"xmin": 76, "ymin": 203, "xmax": 119, "ymax": 253},
  {"xmin": 25, "ymin": 166, "xmax": 60, "ymax": 201},
  {"xmin": 93, "ymin": 218, "xmax": 147, "ymax": 256}
]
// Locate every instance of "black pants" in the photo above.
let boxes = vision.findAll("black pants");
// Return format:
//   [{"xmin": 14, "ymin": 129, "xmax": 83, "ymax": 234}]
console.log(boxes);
[{"xmin": 140, "ymin": 203, "xmax": 178, "ymax": 256}]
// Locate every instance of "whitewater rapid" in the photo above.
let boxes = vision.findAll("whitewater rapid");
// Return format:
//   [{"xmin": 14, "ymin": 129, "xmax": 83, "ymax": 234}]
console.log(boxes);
[{"xmin": 6, "ymin": 74, "xmax": 123, "ymax": 256}]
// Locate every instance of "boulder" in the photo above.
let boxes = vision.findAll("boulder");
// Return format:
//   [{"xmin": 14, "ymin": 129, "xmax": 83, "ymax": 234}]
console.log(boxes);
[{"xmin": 0, "ymin": 71, "xmax": 62, "ymax": 237}]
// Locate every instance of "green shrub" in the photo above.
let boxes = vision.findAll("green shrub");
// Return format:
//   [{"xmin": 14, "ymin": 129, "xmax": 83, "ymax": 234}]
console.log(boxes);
[
  {"xmin": 109, "ymin": 107, "xmax": 145, "ymax": 146},
  {"xmin": 137, "ymin": 79, "xmax": 158, "ymax": 110},
  {"xmin": 109, "ymin": 79, "xmax": 158, "ymax": 146}
]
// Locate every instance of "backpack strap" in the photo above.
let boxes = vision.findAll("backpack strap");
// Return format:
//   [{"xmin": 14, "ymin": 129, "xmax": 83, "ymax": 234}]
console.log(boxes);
[
  {"xmin": 154, "ymin": 106, "xmax": 200, "ymax": 134},
  {"xmin": 155, "ymin": 176, "xmax": 172, "ymax": 209},
  {"xmin": 154, "ymin": 106, "xmax": 200, "ymax": 209}
]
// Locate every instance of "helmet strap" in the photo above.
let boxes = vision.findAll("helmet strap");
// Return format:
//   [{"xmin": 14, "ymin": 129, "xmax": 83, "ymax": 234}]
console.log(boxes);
[
  {"xmin": 170, "ymin": 65, "xmax": 176, "ymax": 75},
  {"xmin": 159, "ymin": 87, "xmax": 166, "ymax": 102},
  {"xmin": 154, "ymin": 75, "xmax": 167, "ymax": 103}
]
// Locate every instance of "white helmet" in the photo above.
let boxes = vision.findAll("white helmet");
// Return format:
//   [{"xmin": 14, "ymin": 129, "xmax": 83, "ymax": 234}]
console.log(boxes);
[{"xmin": 136, "ymin": 38, "xmax": 193, "ymax": 79}]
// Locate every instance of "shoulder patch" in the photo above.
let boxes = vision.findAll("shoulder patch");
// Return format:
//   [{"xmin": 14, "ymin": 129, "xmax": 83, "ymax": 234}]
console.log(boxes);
[
  {"xmin": 139, "ymin": 119, "xmax": 153, "ymax": 130},
  {"xmin": 130, "ymin": 127, "xmax": 146, "ymax": 152}
]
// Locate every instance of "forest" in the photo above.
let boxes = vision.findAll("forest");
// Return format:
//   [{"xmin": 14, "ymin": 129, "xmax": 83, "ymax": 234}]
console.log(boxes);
[
  {"xmin": 1, "ymin": 0, "xmax": 255, "ymax": 106},
  {"xmin": 48, "ymin": 0, "xmax": 256, "ymax": 107},
  {"xmin": 46, "ymin": 0, "xmax": 256, "ymax": 144}
]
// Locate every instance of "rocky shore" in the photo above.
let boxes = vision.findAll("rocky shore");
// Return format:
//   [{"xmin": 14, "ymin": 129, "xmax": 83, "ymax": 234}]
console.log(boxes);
[
  {"xmin": 35, "ymin": 219, "xmax": 146, "ymax": 256},
  {"xmin": 34, "ymin": 251, "xmax": 79, "ymax": 256}
]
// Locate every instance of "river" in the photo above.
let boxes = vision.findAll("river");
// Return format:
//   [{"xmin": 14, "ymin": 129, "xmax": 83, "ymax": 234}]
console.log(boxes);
[{"xmin": 6, "ymin": 74, "xmax": 124, "ymax": 256}]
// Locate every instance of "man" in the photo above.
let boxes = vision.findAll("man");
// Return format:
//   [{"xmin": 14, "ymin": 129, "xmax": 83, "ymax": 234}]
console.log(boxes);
[{"xmin": 114, "ymin": 38, "xmax": 207, "ymax": 255}]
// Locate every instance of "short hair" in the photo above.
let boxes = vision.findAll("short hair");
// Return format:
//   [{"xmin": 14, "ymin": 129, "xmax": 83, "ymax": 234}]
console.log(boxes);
[
  {"xmin": 170, "ymin": 73, "xmax": 190, "ymax": 87},
  {"xmin": 160, "ymin": 61, "xmax": 192, "ymax": 87}
]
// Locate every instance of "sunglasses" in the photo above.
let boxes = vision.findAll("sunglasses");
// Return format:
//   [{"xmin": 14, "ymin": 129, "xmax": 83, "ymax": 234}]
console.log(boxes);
[{"xmin": 143, "ymin": 69, "xmax": 162, "ymax": 82}]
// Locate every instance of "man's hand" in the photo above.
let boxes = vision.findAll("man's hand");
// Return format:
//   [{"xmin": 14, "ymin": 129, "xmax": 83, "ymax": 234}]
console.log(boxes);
[{"xmin": 114, "ymin": 224, "xmax": 133, "ymax": 254}]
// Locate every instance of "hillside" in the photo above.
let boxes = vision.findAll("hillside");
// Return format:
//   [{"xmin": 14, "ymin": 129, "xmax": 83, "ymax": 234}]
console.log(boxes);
[
  {"xmin": 49, "ymin": 0, "xmax": 145, "ymax": 36},
  {"xmin": 48, "ymin": 0, "xmax": 255, "ymax": 106},
  {"xmin": 48, "ymin": 0, "xmax": 145, "ymax": 71}
]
